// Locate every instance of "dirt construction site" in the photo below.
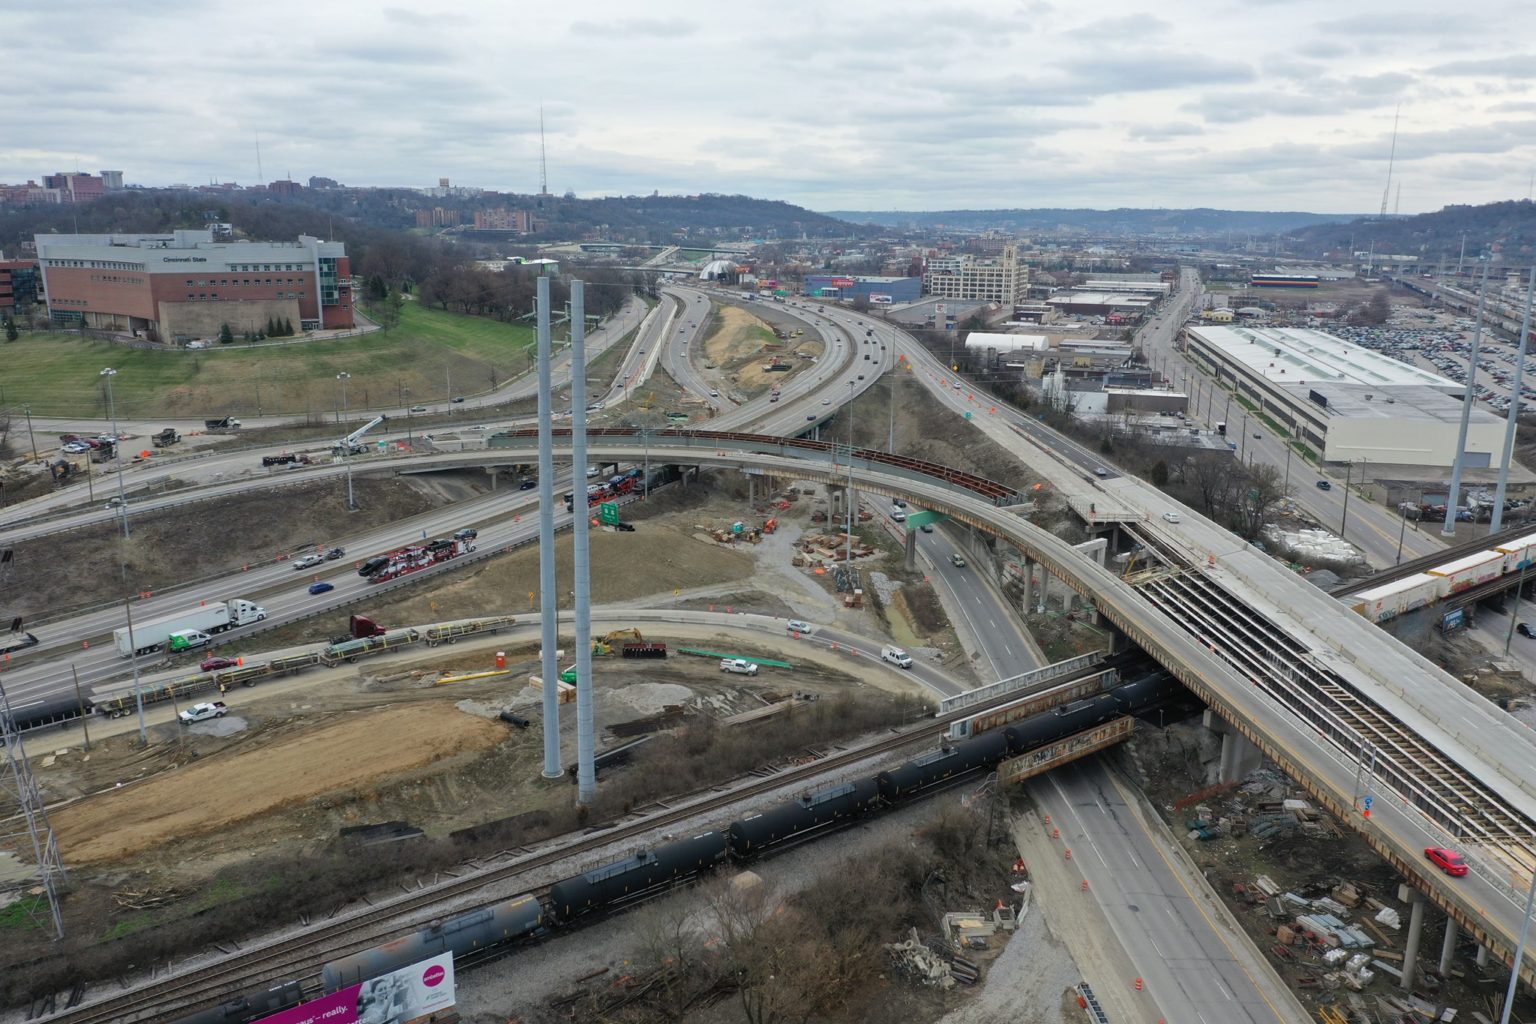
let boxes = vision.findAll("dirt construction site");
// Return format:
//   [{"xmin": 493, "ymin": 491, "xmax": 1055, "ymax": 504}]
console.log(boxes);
[{"xmin": 0, "ymin": 468, "xmax": 967, "ymax": 988}]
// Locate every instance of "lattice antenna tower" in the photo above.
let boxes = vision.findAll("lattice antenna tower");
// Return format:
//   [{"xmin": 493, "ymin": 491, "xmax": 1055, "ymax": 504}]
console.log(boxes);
[
  {"xmin": 539, "ymin": 106, "xmax": 549, "ymax": 196},
  {"xmin": 0, "ymin": 684, "xmax": 68, "ymax": 938},
  {"xmin": 1379, "ymin": 105, "xmax": 1400, "ymax": 219}
]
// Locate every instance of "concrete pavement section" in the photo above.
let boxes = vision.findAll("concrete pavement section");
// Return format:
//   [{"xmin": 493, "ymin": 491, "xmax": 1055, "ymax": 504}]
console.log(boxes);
[{"xmin": 1026, "ymin": 758, "xmax": 1310, "ymax": 1024}]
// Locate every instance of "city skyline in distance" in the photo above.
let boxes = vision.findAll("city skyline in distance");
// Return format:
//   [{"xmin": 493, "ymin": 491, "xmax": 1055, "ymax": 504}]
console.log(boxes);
[{"xmin": 7, "ymin": 0, "xmax": 1536, "ymax": 215}]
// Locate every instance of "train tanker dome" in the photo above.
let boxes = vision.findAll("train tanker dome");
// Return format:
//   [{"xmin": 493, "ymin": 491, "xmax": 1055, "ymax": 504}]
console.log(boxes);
[{"xmin": 167, "ymin": 980, "xmax": 303, "ymax": 1024}]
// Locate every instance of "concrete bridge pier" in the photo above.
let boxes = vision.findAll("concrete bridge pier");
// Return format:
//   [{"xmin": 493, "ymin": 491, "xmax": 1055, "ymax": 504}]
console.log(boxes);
[
  {"xmin": 1021, "ymin": 557, "xmax": 1034, "ymax": 616},
  {"xmin": 1439, "ymin": 917, "xmax": 1458, "ymax": 977},
  {"xmin": 1202, "ymin": 708, "xmax": 1262, "ymax": 783},
  {"xmin": 487, "ymin": 467, "xmax": 498, "ymax": 490},
  {"xmin": 1477, "ymin": 944, "xmax": 1491, "ymax": 969},
  {"xmin": 1400, "ymin": 891, "xmax": 1427, "ymax": 990}
]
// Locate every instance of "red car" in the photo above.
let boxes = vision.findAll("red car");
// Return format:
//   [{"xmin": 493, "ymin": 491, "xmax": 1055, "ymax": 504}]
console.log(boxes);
[
  {"xmin": 1425, "ymin": 847, "xmax": 1469, "ymax": 877},
  {"xmin": 200, "ymin": 656, "xmax": 239, "ymax": 672}
]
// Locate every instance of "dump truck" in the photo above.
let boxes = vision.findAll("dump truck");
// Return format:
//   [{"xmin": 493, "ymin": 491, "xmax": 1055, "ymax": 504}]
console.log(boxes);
[
  {"xmin": 112, "ymin": 598, "xmax": 267, "ymax": 657},
  {"xmin": 204, "ymin": 417, "xmax": 242, "ymax": 431},
  {"xmin": 152, "ymin": 428, "xmax": 182, "ymax": 448}
]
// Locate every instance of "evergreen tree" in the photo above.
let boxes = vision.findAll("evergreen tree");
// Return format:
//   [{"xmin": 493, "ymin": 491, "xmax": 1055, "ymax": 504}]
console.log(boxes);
[
  {"xmin": 265, "ymin": 316, "xmax": 276, "ymax": 336},
  {"xmin": 218, "ymin": 323, "xmax": 234, "ymax": 344},
  {"xmin": 3, "ymin": 318, "xmax": 17, "ymax": 342},
  {"xmin": 283, "ymin": 317, "xmax": 294, "ymax": 336}
]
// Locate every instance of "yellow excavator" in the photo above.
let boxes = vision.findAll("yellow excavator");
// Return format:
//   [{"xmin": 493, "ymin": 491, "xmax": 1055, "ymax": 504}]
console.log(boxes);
[{"xmin": 593, "ymin": 628, "xmax": 644, "ymax": 656}]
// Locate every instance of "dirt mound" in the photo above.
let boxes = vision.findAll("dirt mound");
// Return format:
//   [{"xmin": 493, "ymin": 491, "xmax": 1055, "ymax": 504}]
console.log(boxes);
[{"xmin": 51, "ymin": 703, "xmax": 505, "ymax": 863}]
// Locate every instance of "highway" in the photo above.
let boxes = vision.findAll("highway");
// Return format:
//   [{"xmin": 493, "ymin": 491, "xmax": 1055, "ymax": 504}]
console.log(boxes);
[
  {"xmin": 12, "ymin": 286, "xmax": 1536, "ymax": 973},
  {"xmin": 0, "ymin": 286, "xmax": 878, "ymax": 716},
  {"xmin": 1035, "ymin": 759, "xmax": 1304, "ymax": 1024}
]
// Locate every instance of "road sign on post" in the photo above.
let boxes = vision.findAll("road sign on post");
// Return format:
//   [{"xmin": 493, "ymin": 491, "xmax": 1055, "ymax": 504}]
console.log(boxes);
[{"xmin": 598, "ymin": 502, "xmax": 621, "ymax": 526}]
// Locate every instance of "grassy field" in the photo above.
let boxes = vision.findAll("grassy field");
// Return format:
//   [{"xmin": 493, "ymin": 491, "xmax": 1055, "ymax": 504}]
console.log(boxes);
[{"xmin": 2, "ymin": 302, "xmax": 535, "ymax": 419}]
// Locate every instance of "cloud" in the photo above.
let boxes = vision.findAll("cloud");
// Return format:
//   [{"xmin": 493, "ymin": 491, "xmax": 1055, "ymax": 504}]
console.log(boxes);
[
  {"xmin": 569, "ymin": 17, "xmax": 696, "ymax": 38},
  {"xmin": 1, "ymin": 0, "xmax": 1533, "ymax": 213}
]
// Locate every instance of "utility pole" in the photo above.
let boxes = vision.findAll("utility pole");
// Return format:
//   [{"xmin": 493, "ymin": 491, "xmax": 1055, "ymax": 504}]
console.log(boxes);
[
  {"xmin": 124, "ymin": 597, "xmax": 146, "ymax": 744},
  {"xmin": 100, "ymin": 368, "xmax": 129, "ymax": 538},
  {"xmin": 1445, "ymin": 259, "xmax": 1491, "ymax": 538},
  {"xmin": 336, "ymin": 372, "xmax": 355, "ymax": 510},
  {"xmin": 23, "ymin": 404, "xmax": 36, "ymax": 462},
  {"xmin": 1490, "ymin": 265, "xmax": 1536, "ymax": 533}
]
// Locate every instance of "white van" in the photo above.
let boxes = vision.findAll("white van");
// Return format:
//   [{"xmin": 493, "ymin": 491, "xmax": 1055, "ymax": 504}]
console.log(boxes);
[{"xmin": 881, "ymin": 645, "xmax": 912, "ymax": 669}]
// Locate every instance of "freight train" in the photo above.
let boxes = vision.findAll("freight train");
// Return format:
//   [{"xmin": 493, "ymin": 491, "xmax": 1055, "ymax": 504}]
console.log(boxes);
[
  {"xmin": 170, "ymin": 669, "xmax": 1175, "ymax": 1024},
  {"xmin": 1349, "ymin": 529, "xmax": 1536, "ymax": 624}
]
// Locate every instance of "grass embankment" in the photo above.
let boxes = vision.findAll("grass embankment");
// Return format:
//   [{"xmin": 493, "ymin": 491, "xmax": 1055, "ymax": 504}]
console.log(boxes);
[{"xmin": 3, "ymin": 302, "xmax": 534, "ymax": 418}]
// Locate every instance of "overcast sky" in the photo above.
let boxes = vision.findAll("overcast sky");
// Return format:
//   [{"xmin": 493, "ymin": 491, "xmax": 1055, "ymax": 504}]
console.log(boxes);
[{"xmin": 8, "ymin": 0, "xmax": 1536, "ymax": 214}]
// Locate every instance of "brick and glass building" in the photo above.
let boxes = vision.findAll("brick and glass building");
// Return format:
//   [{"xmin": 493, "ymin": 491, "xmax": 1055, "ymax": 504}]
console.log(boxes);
[
  {"xmin": 0, "ymin": 260, "xmax": 40, "ymax": 314},
  {"xmin": 36, "ymin": 229, "xmax": 352, "ymax": 341}
]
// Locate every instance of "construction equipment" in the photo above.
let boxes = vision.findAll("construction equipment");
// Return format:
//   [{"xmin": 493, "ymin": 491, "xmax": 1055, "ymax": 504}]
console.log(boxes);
[
  {"xmin": 763, "ymin": 518, "xmax": 778, "ymax": 534},
  {"xmin": 334, "ymin": 414, "xmax": 388, "ymax": 455},
  {"xmin": 593, "ymin": 628, "xmax": 644, "ymax": 656}
]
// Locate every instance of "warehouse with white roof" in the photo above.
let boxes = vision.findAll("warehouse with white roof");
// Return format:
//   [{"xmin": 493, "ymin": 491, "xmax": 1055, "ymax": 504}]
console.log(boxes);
[{"xmin": 1182, "ymin": 324, "xmax": 1507, "ymax": 469}]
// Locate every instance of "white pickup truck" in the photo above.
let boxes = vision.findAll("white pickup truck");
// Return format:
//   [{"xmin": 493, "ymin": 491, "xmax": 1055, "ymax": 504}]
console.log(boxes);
[
  {"xmin": 720, "ymin": 658, "xmax": 759, "ymax": 676},
  {"xmin": 179, "ymin": 701, "xmax": 227, "ymax": 724}
]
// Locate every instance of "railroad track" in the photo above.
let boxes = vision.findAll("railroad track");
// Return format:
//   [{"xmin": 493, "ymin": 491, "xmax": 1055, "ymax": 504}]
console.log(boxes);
[
  {"xmin": 42, "ymin": 659, "xmax": 1117, "ymax": 1024},
  {"xmin": 1122, "ymin": 526, "xmax": 1536, "ymax": 864}
]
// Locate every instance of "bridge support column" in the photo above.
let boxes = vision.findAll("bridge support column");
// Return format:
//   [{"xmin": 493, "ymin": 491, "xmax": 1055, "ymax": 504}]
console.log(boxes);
[
  {"xmin": 747, "ymin": 475, "xmax": 754, "ymax": 507},
  {"xmin": 904, "ymin": 529, "xmax": 917, "ymax": 570},
  {"xmin": 1401, "ymin": 892, "xmax": 1426, "ymax": 991},
  {"xmin": 1477, "ymin": 944, "xmax": 1491, "ymax": 969},
  {"xmin": 1204, "ymin": 708, "xmax": 1262, "ymax": 783},
  {"xmin": 1021, "ymin": 558, "xmax": 1034, "ymax": 616},
  {"xmin": 1439, "ymin": 917, "xmax": 1458, "ymax": 977},
  {"xmin": 487, "ymin": 467, "xmax": 498, "ymax": 490}
]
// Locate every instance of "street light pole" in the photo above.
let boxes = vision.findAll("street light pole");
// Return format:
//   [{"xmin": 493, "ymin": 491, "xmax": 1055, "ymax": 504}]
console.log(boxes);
[
  {"xmin": 336, "ymin": 372, "xmax": 355, "ymax": 510},
  {"xmin": 1340, "ymin": 460, "xmax": 1354, "ymax": 539},
  {"xmin": 1499, "ymin": 868, "xmax": 1536, "ymax": 1024},
  {"xmin": 23, "ymin": 404, "xmax": 36, "ymax": 462},
  {"xmin": 1397, "ymin": 507, "xmax": 1410, "ymax": 565},
  {"xmin": 100, "ymin": 368, "xmax": 129, "ymax": 539}
]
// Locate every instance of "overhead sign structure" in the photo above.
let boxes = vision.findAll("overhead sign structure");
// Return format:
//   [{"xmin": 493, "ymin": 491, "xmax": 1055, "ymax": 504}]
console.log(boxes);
[{"xmin": 256, "ymin": 954, "xmax": 455, "ymax": 1024}]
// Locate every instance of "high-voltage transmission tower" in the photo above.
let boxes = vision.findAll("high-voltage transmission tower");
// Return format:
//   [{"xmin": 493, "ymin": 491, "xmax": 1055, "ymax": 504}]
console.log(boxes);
[{"xmin": 0, "ymin": 685, "xmax": 69, "ymax": 938}]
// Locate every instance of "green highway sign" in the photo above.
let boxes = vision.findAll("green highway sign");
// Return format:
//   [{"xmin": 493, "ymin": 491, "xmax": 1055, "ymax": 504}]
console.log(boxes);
[{"xmin": 599, "ymin": 502, "xmax": 621, "ymax": 525}]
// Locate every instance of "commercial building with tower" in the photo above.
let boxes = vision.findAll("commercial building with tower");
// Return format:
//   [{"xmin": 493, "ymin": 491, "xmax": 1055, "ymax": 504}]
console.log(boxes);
[
  {"xmin": 35, "ymin": 229, "xmax": 352, "ymax": 341},
  {"xmin": 922, "ymin": 246, "xmax": 1026, "ymax": 305},
  {"xmin": 1182, "ymin": 324, "xmax": 1506, "ymax": 470}
]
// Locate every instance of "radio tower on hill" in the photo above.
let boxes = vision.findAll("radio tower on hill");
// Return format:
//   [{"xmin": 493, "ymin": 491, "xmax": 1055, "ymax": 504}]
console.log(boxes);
[
  {"xmin": 1379, "ymin": 105, "xmax": 1400, "ymax": 219},
  {"xmin": 539, "ymin": 106, "xmax": 550, "ymax": 197}
]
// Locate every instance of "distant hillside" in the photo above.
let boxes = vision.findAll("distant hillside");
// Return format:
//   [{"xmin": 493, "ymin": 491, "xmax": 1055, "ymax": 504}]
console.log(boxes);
[
  {"xmin": 826, "ymin": 207, "xmax": 1358, "ymax": 236},
  {"xmin": 533, "ymin": 193, "xmax": 866, "ymax": 242},
  {"xmin": 1286, "ymin": 199, "xmax": 1536, "ymax": 261}
]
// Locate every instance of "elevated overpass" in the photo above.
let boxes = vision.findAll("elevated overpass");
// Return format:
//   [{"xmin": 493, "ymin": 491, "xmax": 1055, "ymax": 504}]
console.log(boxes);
[{"xmin": 452, "ymin": 429, "xmax": 1536, "ymax": 978}]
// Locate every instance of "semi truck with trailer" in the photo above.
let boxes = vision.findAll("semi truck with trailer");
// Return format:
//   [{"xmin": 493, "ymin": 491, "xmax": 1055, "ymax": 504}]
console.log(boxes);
[{"xmin": 112, "ymin": 598, "xmax": 267, "ymax": 657}]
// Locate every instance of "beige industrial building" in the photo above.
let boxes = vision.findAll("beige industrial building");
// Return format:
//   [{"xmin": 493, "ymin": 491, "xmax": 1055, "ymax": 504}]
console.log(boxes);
[
  {"xmin": 922, "ymin": 245, "xmax": 1026, "ymax": 305},
  {"xmin": 1182, "ymin": 325, "xmax": 1506, "ymax": 469}
]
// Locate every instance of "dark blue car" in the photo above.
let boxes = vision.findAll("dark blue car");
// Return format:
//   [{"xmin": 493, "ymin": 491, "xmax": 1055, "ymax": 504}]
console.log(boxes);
[{"xmin": 308, "ymin": 581, "xmax": 335, "ymax": 595}]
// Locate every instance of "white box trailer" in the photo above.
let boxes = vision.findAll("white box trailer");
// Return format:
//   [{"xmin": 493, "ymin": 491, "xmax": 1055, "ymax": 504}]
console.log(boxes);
[
  {"xmin": 113, "ymin": 598, "xmax": 267, "ymax": 657},
  {"xmin": 1350, "ymin": 573, "xmax": 1443, "ymax": 623},
  {"xmin": 1427, "ymin": 550, "xmax": 1508, "ymax": 593}
]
